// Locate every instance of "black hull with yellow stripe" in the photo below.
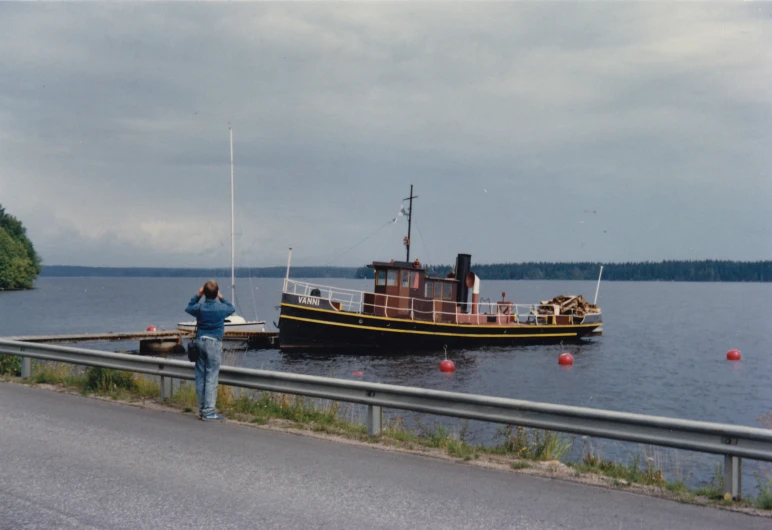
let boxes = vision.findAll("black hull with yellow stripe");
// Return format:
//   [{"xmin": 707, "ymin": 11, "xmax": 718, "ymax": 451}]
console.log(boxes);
[{"xmin": 278, "ymin": 294, "xmax": 602, "ymax": 353}]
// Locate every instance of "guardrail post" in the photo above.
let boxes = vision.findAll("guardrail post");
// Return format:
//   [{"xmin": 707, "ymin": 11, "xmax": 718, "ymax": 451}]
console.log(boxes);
[
  {"xmin": 21, "ymin": 356, "xmax": 31, "ymax": 378},
  {"xmin": 367, "ymin": 405, "xmax": 382, "ymax": 436},
  {"xmin": 160, "ymin": 375, "xmax": 172, "ymax": 400},
  {"xmin": 723, "ymin": 455, "xmax": 742, "ymax": 500}
]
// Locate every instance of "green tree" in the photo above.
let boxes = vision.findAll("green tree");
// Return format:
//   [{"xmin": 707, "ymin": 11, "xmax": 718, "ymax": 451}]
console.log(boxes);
[{"xmin": 0, "ymin": 205, "xmax": 41, "ymax": 289}]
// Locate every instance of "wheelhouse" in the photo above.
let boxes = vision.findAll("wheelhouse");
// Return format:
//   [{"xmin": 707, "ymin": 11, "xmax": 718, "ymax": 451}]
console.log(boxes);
[{"xmin": 363, "ymin": 259, "xmax": 460, "ymax": 322}]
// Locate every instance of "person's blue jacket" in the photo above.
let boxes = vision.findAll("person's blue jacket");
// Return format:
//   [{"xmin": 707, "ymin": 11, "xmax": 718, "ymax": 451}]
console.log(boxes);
[{"xmin": 185, "ymin": 295, "xmax": 236, "ymax": 341}]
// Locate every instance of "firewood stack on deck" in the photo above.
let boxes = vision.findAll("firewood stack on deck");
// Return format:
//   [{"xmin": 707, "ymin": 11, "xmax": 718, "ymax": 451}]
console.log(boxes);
[{"xmin": 537, "ymin": 295, "xmax": 600, "ymax": 319}]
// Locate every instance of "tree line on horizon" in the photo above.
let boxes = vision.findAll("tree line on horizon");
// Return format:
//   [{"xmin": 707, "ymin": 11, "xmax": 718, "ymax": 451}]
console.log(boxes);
[
  {"xmin": 391, "ymin": 260, "xmax": 772, "ymax": 282},
  {"xmin": 0, "ymin": 205, "xmax": 42, "ymax": 289},
  {"xmin": 39, "ymin": 260, "xmax": 772, "ymax": 282},
  {"xmin": 40, "ymin": 265, "xmax": 360, "ymax": 279}
]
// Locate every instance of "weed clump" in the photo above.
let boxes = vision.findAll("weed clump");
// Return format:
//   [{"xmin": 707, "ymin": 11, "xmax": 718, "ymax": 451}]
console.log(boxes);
[
  {"xmin": 171, "ymin": 382, "xmax": 198, "ymax": 408},
  {"xmin": 133, "ymin": 374, "xmax": 160, "ymax": 398},
  {"xmin": 83, "ymin": 367, "xmax": 137, "ymax": 393},
  {"xmin": 0, "ymin": 355, "xmax": 21, "ymax": 376},
  {"xmin": 696, "ymin": 464, "xmax": 724, "ymax": 499},
  {"xmin": 754, "ymin": 472, "xmax": 772, "ymax": 510},
  {"xmin": 571, "ymin": 453, "xmax": 665, "ymax": 487},
  {"xmin": 414, "ymin": 423, "xmax": 476, "ymax": 460},
  {"xmin": 225, "ymin": 391, "xmax": 345, "ymax": 428},
  {"xmin": 493, "ymin": 425, "xmax": 571, "ymax": 461},
  {"xmin": 665, "ymin": 481, "xmax": 696, "ymax": 502},
  {"xmin": 32, "ymin": 362, "xmax": 81, "ymax": 386}
]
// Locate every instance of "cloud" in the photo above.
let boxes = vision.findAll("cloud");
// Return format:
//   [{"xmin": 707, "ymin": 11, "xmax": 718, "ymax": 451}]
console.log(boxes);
[{"xmin": 0, "ymin": 2, "xmax": 770, "ymax": 267}]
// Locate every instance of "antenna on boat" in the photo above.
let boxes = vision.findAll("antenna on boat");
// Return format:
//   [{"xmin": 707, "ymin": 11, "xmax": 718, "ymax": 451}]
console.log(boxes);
[
  {"xmin": 404, "ymin": 184, "xmax": 418, "ymax": 262},
  {"xmin": 230, "ymin": 125, "xmax": 236, "ymax": 304},
  {"xmin": 593, "ymin": 265, "xmax": 604, "ymax": 304}
]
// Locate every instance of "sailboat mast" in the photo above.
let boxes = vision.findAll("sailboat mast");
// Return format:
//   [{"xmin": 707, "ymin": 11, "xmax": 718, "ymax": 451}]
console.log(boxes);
[{"xmin": 230, "ymin": 126, "xmax": 235, "ymax": 303}]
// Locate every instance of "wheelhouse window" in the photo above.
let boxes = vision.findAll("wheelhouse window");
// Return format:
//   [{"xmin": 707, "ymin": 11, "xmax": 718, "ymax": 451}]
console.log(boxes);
[
  {"xmin": 387, "ymin": 270, "xmax": 398, "ymax": 286},
  {"xmin": 401, "ymin": 270, "xmax": 410, "ymax": 288},
  {"xmin": 424, "ymin": 280, "xmax": 454, "ymax": 299},
  {"xmin": 412, "ymin": 271, "xmax": 420, "ymax": 289},
  {"xmin": 375, "ymin": 270, "xmax": 386, "ymax": 286}
]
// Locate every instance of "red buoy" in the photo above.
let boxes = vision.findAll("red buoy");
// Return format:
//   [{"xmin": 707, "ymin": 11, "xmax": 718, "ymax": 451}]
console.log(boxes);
[
  {"xmin": 352, "ymin": 371, "xmax": 364, "ymax": 377},
  {"xmin": 440, "ymin": 359, "xmax": 455, "ymax": 373},
  {"xmin": 558, "ymin": 353, "xmax": 574, "ymax": 366},
  {"xmin": 726, "ymin": 349, "xmax": 742, "ymax": 361},
  {"xmin": 146, "ymin": 325, "xmax": 157, "ymax": 332}
]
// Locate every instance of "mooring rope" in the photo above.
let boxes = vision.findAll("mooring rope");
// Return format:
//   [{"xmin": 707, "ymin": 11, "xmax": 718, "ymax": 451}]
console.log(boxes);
[{"xmin": 322, "ymin": 217, "xmax": 396, "ymax": 267}]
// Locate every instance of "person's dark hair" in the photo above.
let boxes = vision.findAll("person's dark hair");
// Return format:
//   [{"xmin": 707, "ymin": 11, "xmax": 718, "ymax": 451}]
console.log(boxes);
[{"xmin": 203, "ymin": 280, "xmax": 219, "ymax": 299}]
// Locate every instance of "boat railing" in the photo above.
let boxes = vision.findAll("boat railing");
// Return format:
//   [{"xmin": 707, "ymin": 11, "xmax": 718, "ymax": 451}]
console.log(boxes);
[
  {"xmin": 283, "ymin": 279, "xmax": 599, "ymax": 324},
  {"xmin": 284, "ymin": 279, "xmax": 364, "ymax": 313}
]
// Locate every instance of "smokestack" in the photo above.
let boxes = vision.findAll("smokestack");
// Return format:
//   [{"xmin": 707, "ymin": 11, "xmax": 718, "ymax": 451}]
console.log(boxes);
[
  {"xmin": 466, "ymin": 272, "xmax": 480, "ymax": 315},
  {"xmin": 455, "ymin": 253, "xmax": 472, "ymax": 312}
]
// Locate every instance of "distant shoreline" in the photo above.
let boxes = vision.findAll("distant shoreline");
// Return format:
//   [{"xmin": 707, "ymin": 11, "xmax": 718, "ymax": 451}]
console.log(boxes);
[{"xmin": 38, "ymin": 260, "xmax": 772, "ymax": 282}]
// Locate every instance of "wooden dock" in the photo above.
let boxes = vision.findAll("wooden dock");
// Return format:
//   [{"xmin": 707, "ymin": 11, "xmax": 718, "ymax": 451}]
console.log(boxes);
[
  {"xmin": 2, "ymin": 331, "xmax": 188, "ymax": 344},
  {"xmin": 222, "ymin": 330, "xmax": 279, "ymax": 348},
  {"xmin": 1, "ymin": 329, "xmax": 280, "ymax": 351}
]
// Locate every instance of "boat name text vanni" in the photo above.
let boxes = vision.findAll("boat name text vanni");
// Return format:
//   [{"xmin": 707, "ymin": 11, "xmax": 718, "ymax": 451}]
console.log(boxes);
[{"xmin": 299, "ymin": 296, "xmax": 321, "ymax": 306}]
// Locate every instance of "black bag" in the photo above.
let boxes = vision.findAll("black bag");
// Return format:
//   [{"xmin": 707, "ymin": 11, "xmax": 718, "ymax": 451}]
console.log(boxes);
[
  {"xmin": 187, "ymin": 341, "xmax": 199, "ymax": 363},
  {"xmin": 187, "ymin": 322, "xmax": 199, "ymax": 363}
]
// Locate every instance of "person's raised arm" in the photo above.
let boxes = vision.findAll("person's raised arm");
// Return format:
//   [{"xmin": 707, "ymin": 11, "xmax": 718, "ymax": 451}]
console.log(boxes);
[
  {"xmin": 185, "ymin": 287, "xmax": 205, "ymax": 317},
  {"xmin": 217, "ymin": 291, "xmax": 236, "ymax": 316}
]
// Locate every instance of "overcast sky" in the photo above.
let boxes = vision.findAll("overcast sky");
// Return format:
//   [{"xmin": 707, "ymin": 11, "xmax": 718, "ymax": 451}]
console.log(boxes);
[{"xmin": 1, "ymin": 1, "xmax": 770, "ymax": 268}]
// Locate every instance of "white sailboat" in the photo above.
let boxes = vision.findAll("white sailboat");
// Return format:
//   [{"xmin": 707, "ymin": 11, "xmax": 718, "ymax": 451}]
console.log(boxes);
[{"xmin": 178, "ymin": 126, "xmax": 266, "ymax": 334}]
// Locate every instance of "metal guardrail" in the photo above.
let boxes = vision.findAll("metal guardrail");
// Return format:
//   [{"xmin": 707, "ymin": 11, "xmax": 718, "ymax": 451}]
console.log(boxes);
[{"xmin": 1, "ymin": 338, "xmax": 770, "ymax": 500}]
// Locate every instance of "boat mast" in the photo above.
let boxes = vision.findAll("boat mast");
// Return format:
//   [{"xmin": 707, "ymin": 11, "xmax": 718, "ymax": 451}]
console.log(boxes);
[
  {"xmin": 404, "ymin": 184, "xmax": 417, "ymax": 262},
  {"xmin": 230, "ymin": 126, "xmax": 235, "ymax": 303}
]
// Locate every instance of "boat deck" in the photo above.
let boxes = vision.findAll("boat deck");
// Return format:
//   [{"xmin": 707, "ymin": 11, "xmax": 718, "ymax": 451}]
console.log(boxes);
[{"xmin": 282, "ymin": 279, "xmax": 601, "ymax": 328}]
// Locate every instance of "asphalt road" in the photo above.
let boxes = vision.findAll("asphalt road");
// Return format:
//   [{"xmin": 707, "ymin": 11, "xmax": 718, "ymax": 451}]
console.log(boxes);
[{"xmin": 0, "ymin": 383, "xmax": 766, "ymax": 529}]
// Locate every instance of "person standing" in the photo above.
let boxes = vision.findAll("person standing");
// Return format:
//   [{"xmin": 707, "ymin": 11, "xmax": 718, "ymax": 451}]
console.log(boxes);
[{"xmin": 185, "ymin": 280, "xmax": 235, "ymax": 421}]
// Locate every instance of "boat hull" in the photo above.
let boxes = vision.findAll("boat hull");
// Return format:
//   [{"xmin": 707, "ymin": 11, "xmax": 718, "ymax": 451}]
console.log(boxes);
[{"xmin": 278, "ymin": 294, "xmax": 601, "ymax": 353}]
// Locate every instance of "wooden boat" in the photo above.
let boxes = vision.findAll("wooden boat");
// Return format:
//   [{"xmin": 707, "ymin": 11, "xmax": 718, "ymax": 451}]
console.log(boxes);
[{"xmin": 277, "ymin": 186, "xmax": 603, "ymax": 353}]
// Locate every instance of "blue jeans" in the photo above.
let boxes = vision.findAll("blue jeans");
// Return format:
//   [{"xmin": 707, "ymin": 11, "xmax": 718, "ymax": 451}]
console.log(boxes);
[{"xmin": 195, "ymin": 336, "xmax": 223, "ymax": 417}]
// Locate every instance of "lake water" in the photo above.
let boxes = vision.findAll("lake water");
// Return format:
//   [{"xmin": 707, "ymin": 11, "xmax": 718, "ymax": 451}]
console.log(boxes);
[{"xmin": 2, "ymin": 277, "xmax": 771, "ymax": 488}]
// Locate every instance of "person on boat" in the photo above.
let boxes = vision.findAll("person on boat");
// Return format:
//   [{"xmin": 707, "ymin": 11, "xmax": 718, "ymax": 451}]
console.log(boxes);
[{"xmin": 185, "ymin": 280, "xmax": 235, "ymax": 421}]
